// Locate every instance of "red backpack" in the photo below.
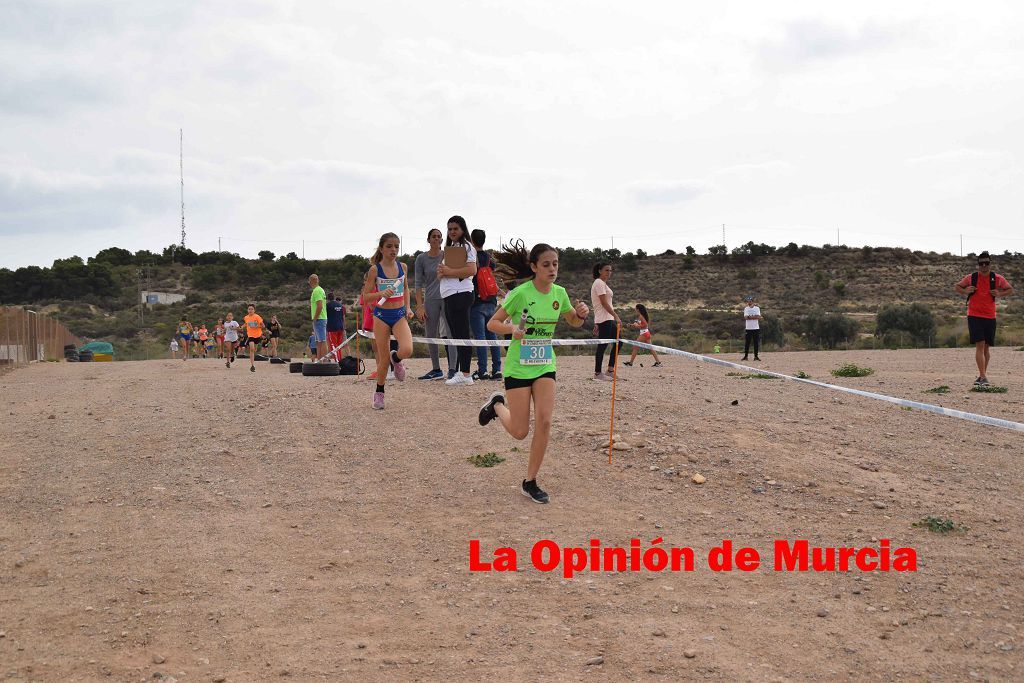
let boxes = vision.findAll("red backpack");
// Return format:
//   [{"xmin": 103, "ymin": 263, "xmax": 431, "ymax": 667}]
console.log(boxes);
[{"xmin": 475, "ymin": 251, "xmax": 500, "ymax": 300}]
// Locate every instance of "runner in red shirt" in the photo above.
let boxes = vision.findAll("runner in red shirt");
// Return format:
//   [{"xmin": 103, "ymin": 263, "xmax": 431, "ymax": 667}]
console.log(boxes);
[{"xmin": 953, "ymin": 251, "xmax": 1013, "ymax": 386}]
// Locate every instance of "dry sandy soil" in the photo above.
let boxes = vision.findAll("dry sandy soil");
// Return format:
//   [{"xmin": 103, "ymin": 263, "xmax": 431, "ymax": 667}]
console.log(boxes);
[{"xmin": 1, "ymin": 347, "xmax": 1022, "ymax": 681}]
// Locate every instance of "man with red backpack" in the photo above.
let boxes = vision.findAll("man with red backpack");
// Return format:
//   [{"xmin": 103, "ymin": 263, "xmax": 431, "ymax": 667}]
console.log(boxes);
[
  {"xmin": 953, "ymin": 251, "xmax": 1013, "ymax": 386},
  {"xmin": 469, "ymin": 228, "xmax": 503, "ymax": 380}
]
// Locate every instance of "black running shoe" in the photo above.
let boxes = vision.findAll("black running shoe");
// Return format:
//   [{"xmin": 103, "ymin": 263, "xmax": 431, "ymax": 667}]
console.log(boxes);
[
  {"xmin": 491, "ymin": 371, "xmax": 503, "ymax": 381},
  {"xmin": 479, "ymin": 392, "xmax": 505, "ymax": 426},
  {"xmin": 250, "ymin": 366, "xmax": 255, "ymax": 373},
  {"xmin": 521, "ymin": 479, "xmax": 549, "ymax": 504},
  {"xmin": 623, "ymin": 361, "xmax": 633, "ymax": 367}
]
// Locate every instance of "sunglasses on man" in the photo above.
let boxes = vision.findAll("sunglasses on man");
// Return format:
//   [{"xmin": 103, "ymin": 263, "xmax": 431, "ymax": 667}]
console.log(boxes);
[{"xmin": 978, "ymin": 260, "xmax": 991, "ymax": 266}]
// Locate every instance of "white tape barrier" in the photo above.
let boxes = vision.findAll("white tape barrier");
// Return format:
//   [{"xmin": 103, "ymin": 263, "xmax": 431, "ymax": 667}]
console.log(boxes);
[
  {"xmin": 356, "ymin": 329, "xmax": 619, "ymax": 347},
  {"xmin": 354, "ymin": 329, "xmax": 1024, "ymax": 433},
  {"xmin": 315, "ymin": 332, "xmax": 358, "ymax": 363},
  {"xmin": 623, "ymin": 337, "xmax": 1024, "ymax": 433}
]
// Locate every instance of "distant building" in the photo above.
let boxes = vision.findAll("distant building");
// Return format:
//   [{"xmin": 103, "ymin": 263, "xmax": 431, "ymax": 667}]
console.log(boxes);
[{"xmin": 141, "ymin": 291, "xmax": 186, "ymax": 306}]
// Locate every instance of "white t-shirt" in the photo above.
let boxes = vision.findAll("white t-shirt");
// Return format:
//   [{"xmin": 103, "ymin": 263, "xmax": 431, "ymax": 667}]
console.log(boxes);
[
  {"xmin": 439, "ymin": 242, "xmax": 478, "ymax": 299},
  {"xmin": 169, "ymin": 339, "xmax": 179, "ymax": 351},
  {"xmin": 744, "ymin": 305, "xmax": 761, "ymax": 330},
  {"xmin": 223, "ymin": 319, "xmax": 240, "ymax": 342},
  {"xmin": 591, "ymin": 279, "xmax": 614, "ymax": 324}
]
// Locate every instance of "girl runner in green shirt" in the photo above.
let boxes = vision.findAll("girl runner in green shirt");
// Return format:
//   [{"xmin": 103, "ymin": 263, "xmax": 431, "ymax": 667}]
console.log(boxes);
[{"xmin": 478, "ymin": 243, "xmax": 590, "ymax": 504}]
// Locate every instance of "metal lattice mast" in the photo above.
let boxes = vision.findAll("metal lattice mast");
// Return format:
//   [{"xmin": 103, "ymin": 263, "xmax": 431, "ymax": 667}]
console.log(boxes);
[{"xmin": 179, "ymin": 129, "xmax": 186, "ymax": 249}]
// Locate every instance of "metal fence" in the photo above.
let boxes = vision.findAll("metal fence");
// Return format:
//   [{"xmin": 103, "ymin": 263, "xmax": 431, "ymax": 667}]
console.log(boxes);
[{"xmin": 0, "ymin": 306, "xmax": 82, "ymax": 370}]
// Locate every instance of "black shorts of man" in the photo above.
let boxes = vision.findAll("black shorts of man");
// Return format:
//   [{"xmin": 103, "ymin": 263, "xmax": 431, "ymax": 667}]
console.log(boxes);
[
  {"xmin": 953, "ymin": 251, "xmax": 1013, "ymax": 386},
  {"xmin": 741, "ymin": 295, "xmax": 762, "ymax": 361}
]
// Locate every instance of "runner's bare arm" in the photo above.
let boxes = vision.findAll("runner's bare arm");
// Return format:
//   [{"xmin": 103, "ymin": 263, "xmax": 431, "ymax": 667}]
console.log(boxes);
[
  {"xmin": 487, "ymin": 307, "xmax": 524, "ymax": 339},
  {"xmin": 564, "ymin": 300, "xmax": 590, "ymax": 328}
]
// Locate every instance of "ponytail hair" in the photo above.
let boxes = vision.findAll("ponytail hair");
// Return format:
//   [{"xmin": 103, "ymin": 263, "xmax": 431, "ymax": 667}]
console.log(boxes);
[
  {"xmin": 592, "ymin": 262, "xmax": 607, "ymax": 279},
  {"xmin": 372, "ymin": 232, "xmax": 400, "ymax": 264},
  {"xmin": 492, "ymin": 239, "xmax": 558, "ymax": 283},
  {"xmin": 636, "ymin": 303, "xmax": 650, "ymax": 325}
]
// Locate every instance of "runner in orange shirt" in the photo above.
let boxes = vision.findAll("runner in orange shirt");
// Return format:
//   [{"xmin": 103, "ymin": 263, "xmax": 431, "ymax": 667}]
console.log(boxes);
[{"xmin": 243, "ymin": 304, "xmax": 265, "ymax": 373}]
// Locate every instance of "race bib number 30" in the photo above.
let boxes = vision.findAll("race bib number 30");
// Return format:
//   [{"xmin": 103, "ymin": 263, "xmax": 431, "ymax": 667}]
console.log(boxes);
[{"xmin": 520, "ymin": 339, "xmax": 553, "ymax": 365}]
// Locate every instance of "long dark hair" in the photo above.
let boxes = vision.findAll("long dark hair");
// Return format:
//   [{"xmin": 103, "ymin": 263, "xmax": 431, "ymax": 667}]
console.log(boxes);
[
  {"xmin": 446, "ymin": 215, "xmax": 469, "ymax": 246},
  {"xmin": 426, "ymin": 227, "xmax": 442, "ymax": 241},
  {"xmin": 592, "ymin": 262, "xmax": 607, "ymax": 279},
  {"xmin": 493, "ymin": 240, "xmax": 557, "ymax": 282},
  {"xmin": 636, "ymin": 304, "xmax": 650, "ymax": 325},
  {"xmin": 372, "ymin": 232, "xmax": 399, "ymax": 264}
]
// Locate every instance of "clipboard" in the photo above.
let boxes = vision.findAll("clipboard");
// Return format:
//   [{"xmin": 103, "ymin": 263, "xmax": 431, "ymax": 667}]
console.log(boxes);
[{"xmin": 444, "ymin": 245, "xmax": 468, "ymax": 268}]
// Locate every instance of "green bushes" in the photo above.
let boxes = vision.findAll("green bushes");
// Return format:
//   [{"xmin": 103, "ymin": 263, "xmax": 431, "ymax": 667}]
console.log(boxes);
[
  {"xmin": 794, "ymin": 310, "xmax": 859, "ymax": 349},
  {"xmin": 876, "ymin": 303, "xmax": 936, "ymax": 346}
]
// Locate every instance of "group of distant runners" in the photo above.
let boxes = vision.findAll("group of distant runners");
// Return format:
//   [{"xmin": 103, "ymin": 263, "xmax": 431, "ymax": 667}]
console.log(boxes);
[
  {"xmin": 167, "ymin": 223, "xmax": 1015, "ymax": 505},
  {"xmin": 171, "ymin": 307, "xmax": 282, "ymax": 372}
]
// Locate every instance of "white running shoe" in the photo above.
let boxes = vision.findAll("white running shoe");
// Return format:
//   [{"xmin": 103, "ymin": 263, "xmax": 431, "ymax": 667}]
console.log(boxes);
[
  {"xmin": 445, "ymin": 371, "xmax": 474, "ymax": 386},
  {"xmin": 387, "ymin": 369, "xmax": 396, "ymax": 380}
]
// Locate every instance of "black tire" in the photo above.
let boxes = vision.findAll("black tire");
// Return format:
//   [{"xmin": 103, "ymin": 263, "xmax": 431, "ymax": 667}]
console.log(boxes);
[
  {"xmin": 289, "ymin": 362, "xmax": 304, "ymax": 374},
  {"xmin": 66, "ymin": 355, "xmax": 79, "ymax": 362},
  {"xmin": 270, "ymin": 357, "xmax": 286, "ymax": 365},
  {"xmin": 302, "ymin": 362, "xmax": 340, "ymax": 376},
  {"xmin": 78, "ymin": 352, "xmax": 93, "ymax": 362},
  {"xmin": 254, "ymin": 353, "xmax": 269, "ymax": 362},
  {"xmin": 64, "ymin": 344, "xmax": 77, "ymax": 352}
]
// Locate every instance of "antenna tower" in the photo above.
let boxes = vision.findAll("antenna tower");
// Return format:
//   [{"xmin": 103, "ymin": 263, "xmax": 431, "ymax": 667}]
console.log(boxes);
[{"xmin": 179, "ymin": 129, "xmax": 186, "ymax": 249}]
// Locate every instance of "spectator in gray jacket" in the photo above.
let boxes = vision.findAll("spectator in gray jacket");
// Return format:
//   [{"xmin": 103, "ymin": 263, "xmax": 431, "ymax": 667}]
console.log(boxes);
[{"xmin": 414, "ymin": 228, "xmax": 456, "ymax": 380}]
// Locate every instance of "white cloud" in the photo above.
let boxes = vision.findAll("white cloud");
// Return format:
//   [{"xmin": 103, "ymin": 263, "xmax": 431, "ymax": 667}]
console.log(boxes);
[
  {"xmin": 3, "ymin": 1, "xmax": 1024, "ymax": 268},
  {"xmin": 626, "ymin": 179, "xmax": 716, "ymax": 206}
]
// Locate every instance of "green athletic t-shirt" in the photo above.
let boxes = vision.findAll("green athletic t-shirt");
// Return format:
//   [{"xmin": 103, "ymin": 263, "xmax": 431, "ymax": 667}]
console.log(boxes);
[
  {"xmin": 502, "ymin": 280, "xmax": 572, "ymax": 380},
  {"xmin": 310, "ymin": 286, "xmax": 327, "ymax": 320}
]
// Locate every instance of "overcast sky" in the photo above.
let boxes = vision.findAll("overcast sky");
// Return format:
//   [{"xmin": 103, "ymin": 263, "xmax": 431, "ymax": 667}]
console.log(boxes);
[{"xmin": 2, "ymin": 0, "xmax": 1022, "ymax": 269}]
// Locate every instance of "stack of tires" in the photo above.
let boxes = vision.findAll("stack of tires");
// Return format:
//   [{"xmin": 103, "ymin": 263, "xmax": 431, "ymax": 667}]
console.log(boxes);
[
  {"xmin": 78, "ymin": 349, "xmax": 94, "ymax": 362},
  {"xmin": 64, "ymin": 344, "xmax": 79, "ymax": 362}
]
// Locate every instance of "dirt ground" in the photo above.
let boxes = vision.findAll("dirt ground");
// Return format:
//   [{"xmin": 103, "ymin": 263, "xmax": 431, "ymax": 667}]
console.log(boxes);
[{"xmin": 1, "ymin": 347, "xmax": 1022, "ymax": 682}]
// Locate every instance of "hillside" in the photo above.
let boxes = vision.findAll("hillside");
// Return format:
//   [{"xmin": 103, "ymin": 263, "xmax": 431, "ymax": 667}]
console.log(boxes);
[{"xmin": 2, "ymin": 244, "xmax": 1021, "ymax": 359}]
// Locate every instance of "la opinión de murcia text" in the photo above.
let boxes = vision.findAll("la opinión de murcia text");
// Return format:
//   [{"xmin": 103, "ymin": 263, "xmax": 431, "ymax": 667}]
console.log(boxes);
[{"xmin": 469, "ymin": 538, "xmax": 918, "ymax": 578}]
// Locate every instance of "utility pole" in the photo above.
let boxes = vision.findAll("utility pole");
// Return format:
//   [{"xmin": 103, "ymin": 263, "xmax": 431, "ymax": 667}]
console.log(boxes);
[
  {"xmin": 302, "ymin": 240, "xmax": 305, "ymax": 260},
  {"xmin": 610, "ymin": 235, "xmax": 614, "ymax": 250},
  {"xmin": 218, "ymin": 236, "xmax": 221, "ymax": 251},
  {"xmin": 837, "ymin": 227, "xmax": 840, "ymax": 245},
  {"xmin": 722, "ymin": 224, "xmax": 726, "ymax": 249},
  {"xmin": 960, "ymin": 234, "xmax": 963, "ymax": 256},
  {"xmin": 179, "ymin": 129, "xmax": 186, "ymax": 250}
]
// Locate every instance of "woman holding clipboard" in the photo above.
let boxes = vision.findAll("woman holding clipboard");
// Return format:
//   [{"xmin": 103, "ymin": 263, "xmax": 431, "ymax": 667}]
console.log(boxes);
[{"xmin": 437, "ymin": 215, "xmax": 478, "ymax": 386}]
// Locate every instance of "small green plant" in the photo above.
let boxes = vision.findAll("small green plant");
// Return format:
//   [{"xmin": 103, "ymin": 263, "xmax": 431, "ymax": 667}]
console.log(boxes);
[
  {"xmin": 510, "ymin": 446, "xmax": 522, "ymax": 453},
  {"xmin": 727, "ymin": 372, "xmax": 777, "ymax": 379},
  {"xmin": 831, "ymin": 363, "xmax": 875, "ymax": 377},
  {"xmin": 924, "ymin": 385, "xmax": 951, "ymax": 394},
  {"xmin": 971, "ymin": 385, "xmax": 1008, "ymax": 393},
  {"xmin": 912, "ymin": 516, "xmax": 967, "ymax": 533},
  {"xmin": 794, "ymin": 371, "xmax": 811, "ymax": 379},
  {"xmin": 467, "ymin": 452, "xmax": 505, "ymax": 468},
  {"xmin": 901, "ymin": 406, "xmax": 912, "ymax": 411}
]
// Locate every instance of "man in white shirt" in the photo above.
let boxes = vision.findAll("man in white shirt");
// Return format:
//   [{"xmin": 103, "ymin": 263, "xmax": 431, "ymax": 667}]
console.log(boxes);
[{"xmin": 741, "ymin": 295, "xmax": 762, "ymax": 361}]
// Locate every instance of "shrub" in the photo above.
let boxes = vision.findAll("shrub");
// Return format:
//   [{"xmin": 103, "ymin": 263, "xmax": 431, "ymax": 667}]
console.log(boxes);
[
  {"xmin": 876, "ymin": 303, "xmax": 936, "ymax": 346},
  {"xmin": 797, "ymin": 310, "xmax": 859, "ymax": 349},
  {"xmin": 831, "ymin": 363, "xmax": 874, "ymax": 377},
  {"xmin": 760, "ymin": 315, "xmax": 785, "ymax": 347},
  {"xmin": 738, "ymin": 267, "xmax": 757, "ymax": 280},
  {"xmin": 832, "ymin": 281, "xmax": 846, "ymax": 297}
]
